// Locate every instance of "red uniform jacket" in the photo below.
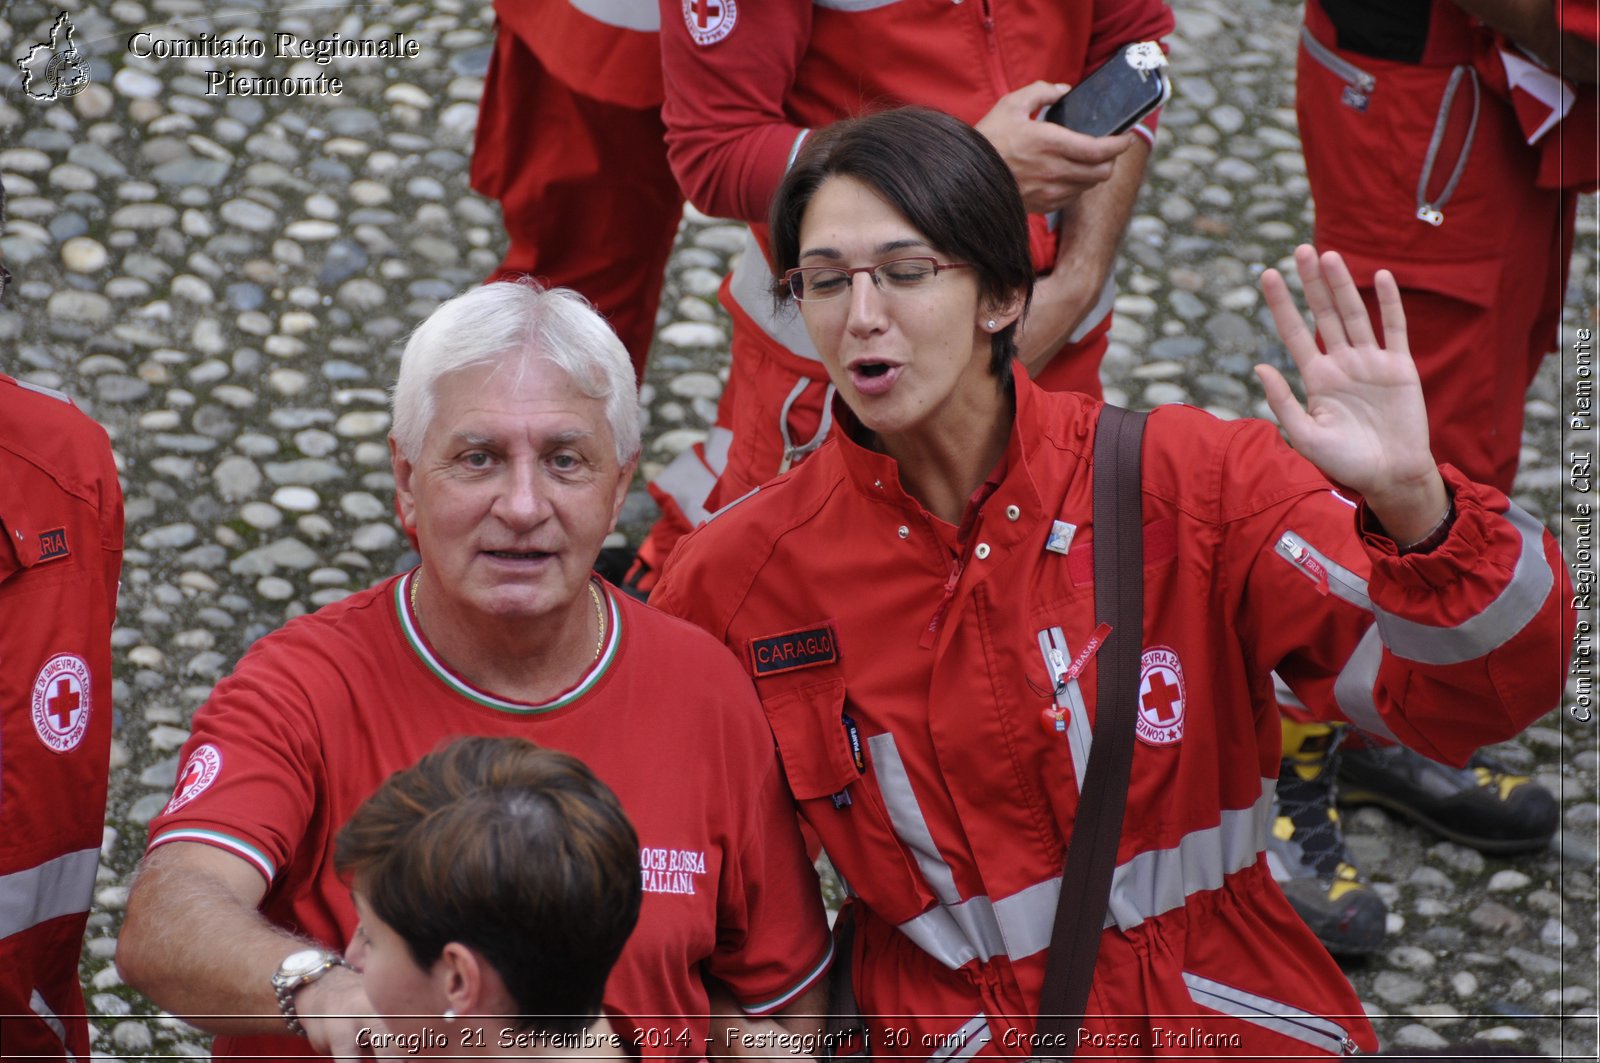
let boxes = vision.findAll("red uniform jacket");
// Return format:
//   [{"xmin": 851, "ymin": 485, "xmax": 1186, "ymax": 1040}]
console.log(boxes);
[
  {"xmin": 655, "ymin": 376, "xmax": 1573, "ymax": 1058},
  {"xmin": 0, "ymin": 376, "xmax": 123, "ymax": 1060}
]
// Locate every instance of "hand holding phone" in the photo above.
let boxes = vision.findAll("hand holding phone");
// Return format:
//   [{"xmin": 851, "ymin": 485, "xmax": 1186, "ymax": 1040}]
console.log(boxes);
[{"xmin": 1044, "ymin": 42, "xmax": 1172, "ymax": 137}]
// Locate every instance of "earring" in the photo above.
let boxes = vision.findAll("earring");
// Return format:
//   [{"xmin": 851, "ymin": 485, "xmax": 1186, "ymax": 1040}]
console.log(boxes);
[
  {"xmin": 986, "ymin": 319, "xmax": 997, "ymax": 330},
  {"xmin": 443, "ymin": 1008, "xmax": 456, "ymax": 1020}
]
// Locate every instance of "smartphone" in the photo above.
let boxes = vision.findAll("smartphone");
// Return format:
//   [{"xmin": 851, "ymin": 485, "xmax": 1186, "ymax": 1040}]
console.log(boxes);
[{"xmin": 1043, "ymin": 41, "xmax": 1172, "ymax": 137}]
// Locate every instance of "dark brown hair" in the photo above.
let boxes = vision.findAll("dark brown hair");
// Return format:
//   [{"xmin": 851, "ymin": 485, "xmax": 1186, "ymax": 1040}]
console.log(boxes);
[
  {"xmin": 768, "ymin": 107, "xmax": 1035, "ymax": 384},
  {"xmin": 335, "ymin": 736, "xmax": 641, "ymax": 1035}
]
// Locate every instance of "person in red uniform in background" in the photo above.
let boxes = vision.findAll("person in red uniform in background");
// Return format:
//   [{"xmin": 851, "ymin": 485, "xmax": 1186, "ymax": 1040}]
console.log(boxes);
[
  {"xmin": 0, "ymin": 178, "xmax": 126, "ymax": 1059},
  {"xmin": 654, "ymin": 108, "xmax": 1574, "ymax": 1057},
  {"xmin": 472, "ymin": 0, "xmax": 682, "ymax": 380},
  {"xmin": 1268, "ymin": 0, "xmax": 1596, "ymax": 955},
  {"xmin": 627, "ymin": 0, "xmax": 1175, "ymax": 589}
]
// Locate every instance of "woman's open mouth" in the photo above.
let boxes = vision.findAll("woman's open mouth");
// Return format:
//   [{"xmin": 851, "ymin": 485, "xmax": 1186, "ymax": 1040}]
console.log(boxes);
[{"xmin": 849, "ymin": 361, "xmax": 901, "ymax": 396}]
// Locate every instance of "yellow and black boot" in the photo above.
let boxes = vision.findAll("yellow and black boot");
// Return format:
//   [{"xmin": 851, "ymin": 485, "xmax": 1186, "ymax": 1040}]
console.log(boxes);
[
  {"xmin": 1337, "ymin": 735, "xmax": 1558, "ymax": 854},
  {"xmin": 1266, "ymin": 720, "xmax": 1388, "ymax": 957}
]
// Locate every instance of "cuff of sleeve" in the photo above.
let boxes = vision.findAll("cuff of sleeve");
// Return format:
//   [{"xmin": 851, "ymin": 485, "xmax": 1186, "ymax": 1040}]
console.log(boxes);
[
  {"xmin": 1133, "ymin": 106, "xmax": 1162, "ymax": 145},
  {"xmin": 1361, "ymin": 465, "xmax": 1495, "ymax": 591},
  {"xmin": 737, "ymin": 935, "xmax": 834, "ymax": 1016},
  {"xmin": 147, "ymin": 826, "xmax": 276, "ymax": 885}
]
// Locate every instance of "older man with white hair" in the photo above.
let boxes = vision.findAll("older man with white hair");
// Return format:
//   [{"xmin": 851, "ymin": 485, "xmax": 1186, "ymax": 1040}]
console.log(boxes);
[{"xmin": 118, "ymin": 282, "xmax": 831, "ymax": 1060}]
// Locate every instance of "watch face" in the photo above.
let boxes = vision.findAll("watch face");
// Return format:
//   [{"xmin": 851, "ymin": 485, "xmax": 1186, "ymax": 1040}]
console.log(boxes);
[{"xmin": 281, "ymin": 948, "xmax": 327, "ymax": 977}]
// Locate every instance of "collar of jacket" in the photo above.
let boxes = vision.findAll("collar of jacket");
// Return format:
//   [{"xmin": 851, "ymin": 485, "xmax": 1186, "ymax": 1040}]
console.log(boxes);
[{"xmin": 829, "ymin": 370, "xmax": 1054, "ymax": 555}]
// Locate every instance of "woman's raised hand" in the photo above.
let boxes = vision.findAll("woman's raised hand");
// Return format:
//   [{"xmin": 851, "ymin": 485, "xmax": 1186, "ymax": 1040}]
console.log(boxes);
[{"xmin": 1255, "ymin": 245, "xmax": 1449, "ymax": 545}]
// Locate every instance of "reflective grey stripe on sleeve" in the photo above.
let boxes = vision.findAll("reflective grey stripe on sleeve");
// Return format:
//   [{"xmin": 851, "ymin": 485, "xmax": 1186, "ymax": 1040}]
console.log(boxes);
[
  {"xmin": 728, "ymin": 232, "xmax": 824, "ymax": 361},
  {"xmin": 870, "ymin": 734, "xmax": 1008, "ymax": 967},
  {"xmin": 897, "ymin": 905, "xmax": 982, "ymax": 970},
  {"xmin": 647, "ymin": 426, "xmax": 732, "ymax": 527},
  {"xmin": 1372, "ymin": 503, "xmax": 1553, "ymax": 665},
  {"xmin": 814, "ymin": 0, "xmax": 906, "ymax": 10},
  {"xmin": 1066, "ymin": 274, "xmax": 1116, "ymax": 345},
  {"xmin": 1182, "ymin": 972, "xmax": 1353, "ymax": 1055},
  {"xmin": 0, "ymin": 847, "xmax": 99, "ymax": 940},
  {"xmin": 785, "ymin": 129, "xmax": 812, "ymax": 170},
  {"xmin": 1332, "ymin": 625, "xmax": 1401, "ymax": 743},
  {"xmin": 1275, "ymin": 531, "xmax": 1372, "ymax": 611},
  {"xmin": 570, "ymin": 0, "xmax": 659, "ymax": 30},
  {"xmin": 16, "ymin": 379, "xmax": 72, "ymax": 404},
  {"xmin": 1037, "ymin": 627, "xmax": 1092, "ymax": 789},
  {"xmin": 925, "ymin": 1015, "xmax": 990, "ymax": 1063},
  {"xmin": 29, "ymin": 990, "xmax": 77, "ymax": 1061},
  {"xmin": 1102, "ymin": 779, "xmax": 1274, "ymax": 931},
  {"xmin": 868, "ymin": 733, "xmax": 960, "ymax": 900}
]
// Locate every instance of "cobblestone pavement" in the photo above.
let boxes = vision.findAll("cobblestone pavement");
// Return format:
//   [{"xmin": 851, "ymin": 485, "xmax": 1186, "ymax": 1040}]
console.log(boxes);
[{"xmin": 2, "ymin": 0, "xmax": 1597, "ymax": 1057}]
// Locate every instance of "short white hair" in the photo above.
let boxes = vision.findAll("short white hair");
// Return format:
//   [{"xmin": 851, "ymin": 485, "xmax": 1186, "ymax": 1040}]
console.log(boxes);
[{"xmin": 391, "ymin": 281, "xmax": 642, "ymax": 464}]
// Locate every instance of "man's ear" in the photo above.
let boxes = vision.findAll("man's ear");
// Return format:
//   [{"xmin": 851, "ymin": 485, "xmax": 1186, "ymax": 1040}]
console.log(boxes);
[{"xmin": 390, "ymin": 435, "xmax": 417, "ymax": 535}]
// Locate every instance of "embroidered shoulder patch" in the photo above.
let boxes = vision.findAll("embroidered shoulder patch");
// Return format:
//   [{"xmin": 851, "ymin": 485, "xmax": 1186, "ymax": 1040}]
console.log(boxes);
[
  {"xmin": 38, "ymin": 527, "xmax": 69, "ymax": 562},
  {"xmin": 32, "ymin": 653, "xmax": 91, "ymax": 753},
  {"xmin": 683, "ymin": 0, "xmax": 736, "ymax": 45},
  {"xmin": 165, "ymin": 744, "xmax": 223, "ymax": 814},
  {"xmin": 748, "ymin": 622, "xmax": 839, "ymax": 677}
]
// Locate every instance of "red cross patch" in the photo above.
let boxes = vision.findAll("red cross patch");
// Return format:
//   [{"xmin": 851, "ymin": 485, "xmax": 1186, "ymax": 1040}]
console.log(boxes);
[
  {"xmin": 683, "ymin": 0, "xmax": 736, "ymax": 45},
  {"xmin": 165, "ymin": 744, "xmax": 223, "ymax": 814},
  {"xmin": 1135, "ymin": 646, "xmax": 1185, "ymax": 747},
  {"xmin": 31, "ymin": 653, "xmax": 92, "ymax": 753}
]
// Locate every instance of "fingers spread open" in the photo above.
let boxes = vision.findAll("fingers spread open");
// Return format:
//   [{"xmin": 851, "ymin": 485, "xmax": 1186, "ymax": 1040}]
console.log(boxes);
[
  {"xmin": 1295, "ymin": 245, "xmax": 1347, "ymax": 353},
  {"xmin": 1262, "ymin": 265, "xmax": 1318, "ymax": 376},
  {"xmin": 1319, "ymin": 250, "xmax": 1376, "ymax": 350},
  {"xmin": 1254, "ymin": 364, "xmax": 1311, "ymax": 439},
  {"xmin": 1373, "ymin": 269, "xmax": 1409, "ymax": 358}
]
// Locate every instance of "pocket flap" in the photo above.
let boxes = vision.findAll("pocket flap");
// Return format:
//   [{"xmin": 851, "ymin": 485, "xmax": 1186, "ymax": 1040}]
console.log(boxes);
[{"xmin": 760, "ymin": 677, "xmax": 861, "ymax": 801}]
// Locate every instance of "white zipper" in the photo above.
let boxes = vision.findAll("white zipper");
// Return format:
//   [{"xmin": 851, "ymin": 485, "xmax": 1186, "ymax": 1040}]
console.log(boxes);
[
  {"xmin": 1183, "ymin": 971, "xmax": 1359, "ymax": 1055},
  {"xmin": 1300, "ymin": 24, "xmax": 1376, "ymax": 110}
]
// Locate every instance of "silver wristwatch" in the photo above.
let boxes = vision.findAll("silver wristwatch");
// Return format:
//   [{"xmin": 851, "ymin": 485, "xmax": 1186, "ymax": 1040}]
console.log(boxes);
[{"xmin": 270, "ymin": 947, "xmax": 345, "ymax": 1037}]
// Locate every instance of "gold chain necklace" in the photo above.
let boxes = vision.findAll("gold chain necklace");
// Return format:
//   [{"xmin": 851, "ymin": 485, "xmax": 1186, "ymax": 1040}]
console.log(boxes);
[{"xmin": 410, "ymin": 570, "xmax": 607, "ymax": 662}]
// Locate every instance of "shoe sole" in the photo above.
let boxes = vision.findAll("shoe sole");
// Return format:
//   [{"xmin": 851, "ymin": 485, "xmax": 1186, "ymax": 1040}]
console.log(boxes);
[{"xmin": 1337, "ymin": 787, "xmax": 1555, "ymax": 856}]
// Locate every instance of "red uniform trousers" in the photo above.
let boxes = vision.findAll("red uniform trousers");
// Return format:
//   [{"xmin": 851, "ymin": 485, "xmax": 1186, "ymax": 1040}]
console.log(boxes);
[
  {"xmin": 471, "ymin": 28, "xmax": 683, "ymax": 379},
  {"xmin": 1297, "ymin": 17, "xmax": 1575, "ymax": 495}
]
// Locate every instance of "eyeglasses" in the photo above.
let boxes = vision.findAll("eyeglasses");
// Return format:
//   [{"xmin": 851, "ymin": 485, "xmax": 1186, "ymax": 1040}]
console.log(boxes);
[{"xmin": 782, "ymin": 257, "xmax": 971, "ymax": 303}]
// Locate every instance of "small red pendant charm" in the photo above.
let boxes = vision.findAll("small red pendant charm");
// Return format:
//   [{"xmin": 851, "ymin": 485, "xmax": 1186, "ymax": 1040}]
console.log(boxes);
[{"xmin": 1040, "ymin": 705, "xmax": 1068, "ymax": 735}]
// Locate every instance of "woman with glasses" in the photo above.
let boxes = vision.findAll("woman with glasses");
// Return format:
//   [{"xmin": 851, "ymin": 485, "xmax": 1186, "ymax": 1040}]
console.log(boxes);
[{"xmin": 653, "ymin": 107, "xmax": 1572, "ymax": 1057}]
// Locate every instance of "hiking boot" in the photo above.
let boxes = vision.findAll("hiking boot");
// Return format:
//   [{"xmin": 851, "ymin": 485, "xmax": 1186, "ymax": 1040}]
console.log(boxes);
[
  {"xmin": 1336, "ymin": 741, "xmax": 1557, "ymax": 855},
  {"xmin": 1267, "ymin": 720, "xmax": 1388, "ymax": 957}
]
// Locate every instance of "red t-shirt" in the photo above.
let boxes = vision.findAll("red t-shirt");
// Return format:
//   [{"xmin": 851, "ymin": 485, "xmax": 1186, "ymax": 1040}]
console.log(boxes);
[{"xmin": 148, "ymin": 574, "xmax": 831, "ymax": 1060}]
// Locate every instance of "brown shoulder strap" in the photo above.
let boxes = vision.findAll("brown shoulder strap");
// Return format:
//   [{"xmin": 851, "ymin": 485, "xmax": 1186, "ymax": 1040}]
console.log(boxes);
[{"xmin": 1032, "ymin": 403, "xmax": 1147, "ymax": 1061}]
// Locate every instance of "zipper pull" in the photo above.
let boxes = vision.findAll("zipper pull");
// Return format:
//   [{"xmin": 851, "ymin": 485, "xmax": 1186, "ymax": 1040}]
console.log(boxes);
[
  {"xmin": 1279, "ymin": 533, "xmax": 1331, "ymax": 596},
  {"xmin": 919, "ymin": 559, "xmax": 963, "ymax": 649}
]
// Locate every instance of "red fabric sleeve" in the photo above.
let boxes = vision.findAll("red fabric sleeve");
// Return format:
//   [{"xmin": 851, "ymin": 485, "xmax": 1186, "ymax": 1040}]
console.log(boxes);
[
  {"xmin": 706, "ymin": 751, "xmax": 833, "ymax": 1014},
  {"xmin": 1084, "ymin": 0, "xmax": 1176, "ymax": 73},
  {"xmin": 658, "ymin": 0, "xmax": 813, "ymax": 221},
  {"xmin": 1219, "ymin": 419, "xmax": 1575, "ymax": 766},
  {"xmin": 144, "ymin": 656, "xmax": 323, "ymax": 886}
]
